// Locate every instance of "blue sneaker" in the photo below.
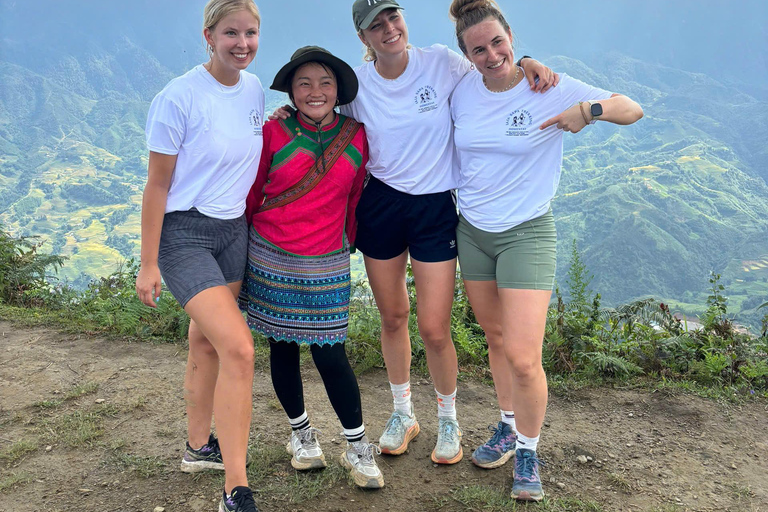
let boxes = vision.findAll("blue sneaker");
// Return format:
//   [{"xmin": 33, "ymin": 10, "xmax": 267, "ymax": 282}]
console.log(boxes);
[
  {"xmin": 219, "ymin": 486, "xmax": 259, "ymax": 512},
  {"xmin": 511, "ymin": 448, "xmax": 544, "ymax": 501},
  {"xmin": 471, "ymin": 422, "xmax": 516, "ymax": 469}
]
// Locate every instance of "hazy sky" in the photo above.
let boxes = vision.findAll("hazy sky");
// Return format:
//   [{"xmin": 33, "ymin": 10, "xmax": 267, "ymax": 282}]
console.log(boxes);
[{"xmin": 1, "ymin": 0, "xmax": 766, "ymax": 90}]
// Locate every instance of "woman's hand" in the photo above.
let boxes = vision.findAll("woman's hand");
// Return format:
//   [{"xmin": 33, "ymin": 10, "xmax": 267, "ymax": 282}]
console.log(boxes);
[
  {"xmin": 539, "ymin": 103, "xmax": 588, "ymax": 133},
  {"xmin": 268, "ymin": 104, "xmax": 295, "ymax": 121},
  {"xmin": 519, "ymin": 58, "xmax": 560, "ymax": 93},
  {"xmin": 136, "ymin": 263, "xmax": 163, "ymax": 308}
]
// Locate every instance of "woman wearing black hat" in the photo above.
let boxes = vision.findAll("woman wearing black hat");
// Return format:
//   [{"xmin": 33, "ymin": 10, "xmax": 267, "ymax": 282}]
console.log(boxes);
[{"xmin": 240, "ymin": 46, "xmax": 383, "ymax": 489}]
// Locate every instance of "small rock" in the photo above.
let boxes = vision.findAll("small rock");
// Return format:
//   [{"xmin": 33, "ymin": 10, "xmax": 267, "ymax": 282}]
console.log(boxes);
[
  {"xmin": 626, "ymin": 442, "xmax": 634, "ymax": 448},
  {"xmin": 79, "ymin": 489, "xmax": 92, "ymax": 493},
  {"xmin": 608, "ymin": 453, "xmax": 616, "ymax": 459},
  {"xmin": 95, "ymin": 399, "xmax": 106, "ymax": 404},
  {"xmin": 731, "ymin": 463, "xmax": 737, "ymax": 470},
  {"xmin": 154, "ymin": 507, "xmax": 166, "ymax": 512},
  {"xmin": 45, "ymin": 445, "xmax": 52, "ymax": 452},
  {"xmin": 586, "ymin": 456, "xmax": 593, "ymax": 462},
  {"xmin": 628, "ymin": 412, "xmax": 634, "ymax": 417},
  {"xmin": 331, "ymin": 438, "xmax": 341, "ymax": 445},
  {"xmin": 423, "ymin": 478, "xmax": 431, "ymax": 483},
  {"xmin": 549, "ymin": 477, "xmax": 556, "ymax": 483},
  {"xmin": 577, "ymin": 455, "xmax": 588, "ymax": 464},
  {"xmin": 557, "ymin": 482, "xmax": 566, "ymax": 489}
]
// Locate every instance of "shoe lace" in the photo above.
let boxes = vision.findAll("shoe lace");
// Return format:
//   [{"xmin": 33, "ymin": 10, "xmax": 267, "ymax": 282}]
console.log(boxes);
[
  {"xmin": 298, "ymin": 427, "xmax": 321, "ymax": 448},
  {"xmin": 486, "ymin": 423, "xmax": 504, "ymax": 445},
  {"xmin": 354, "ymin": 441, "xmax": 382, "ymax": 465},
  {"xmin": 438, "ymin": 419, "xmax": 458, "ymax": 442},
  {"xmin": 383, "ymin": 412, "xmax": 404, "ymax": 436},
  {"xmin": 230, "ymin": 487, "xmax": 259, "ymax": 512},
  {"xmin": 515, "ymin": 450, "xmax": 545, "ymax": 482}
]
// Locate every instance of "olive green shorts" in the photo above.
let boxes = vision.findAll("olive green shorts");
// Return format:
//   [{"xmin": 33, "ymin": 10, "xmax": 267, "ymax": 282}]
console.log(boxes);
[{"xmin": 457, "ymin": 211, "xmax": 557, "ymax": 290}]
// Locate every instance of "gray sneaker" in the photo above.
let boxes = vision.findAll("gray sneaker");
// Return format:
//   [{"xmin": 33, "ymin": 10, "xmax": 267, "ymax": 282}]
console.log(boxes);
[
  {"xmin": 379, "ymin": 408, "xmax": 420, "ymax": 455},
  {"xmin": 431, "ymin": 417, "xmax": 463, "ymax": 464},
  {"xmin": 340, "ymin": 436, "xmax": 384, "ymax": 489},
  {"xmin": 286, "ymin": 427, "xmax": 326, "ymax": 470},
  {"xmin": 181, "ymin": 433, "xmax": 224, "ymax": 473}
]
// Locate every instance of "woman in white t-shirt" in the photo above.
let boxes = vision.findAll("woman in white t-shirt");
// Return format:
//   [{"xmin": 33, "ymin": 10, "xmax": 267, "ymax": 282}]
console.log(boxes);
[
  {"xmin": 136, "ymin": 1, "xmax": 264, "ymax": 511},
  {"xmin": 448, "ymin": 0, "xmax": 643, "ymax": 501},
  {"xmin": 342, "ymin": 0, "xmax": 558, "ymax": 465}
]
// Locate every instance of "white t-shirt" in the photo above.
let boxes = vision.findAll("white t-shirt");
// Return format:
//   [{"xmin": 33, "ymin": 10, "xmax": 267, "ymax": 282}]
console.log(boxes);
[
  {"xmin": 451, "ymin": 71, "xmax": 612, "ymax": 232},
  {"xmin": 341, "ymin": 44, "xmax": 471, "ymax": 195},
  {"xmin": 146, "ymin": 65, "xmax": 265, "ymax": 219}
]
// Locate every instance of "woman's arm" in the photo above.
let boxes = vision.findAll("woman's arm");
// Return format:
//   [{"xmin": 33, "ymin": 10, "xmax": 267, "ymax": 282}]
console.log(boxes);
[
  {"xmin": 519, "ymin": 57, "xmax": 560, "ymax": 93},
  {"xmin": 539, "ymin": 93, "xmax": 643, "ymax": 133},
  {"xmin": 135, "ymin": 151, "xmax": 176, "ymax": 308},
  {"xmin": 345, "ymin": 131, "xmax": 369, "ymax": 250}
]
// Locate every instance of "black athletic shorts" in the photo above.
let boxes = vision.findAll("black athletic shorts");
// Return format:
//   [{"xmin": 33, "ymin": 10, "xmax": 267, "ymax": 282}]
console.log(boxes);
[{"xmin": 354, "ymin": 176, "xmax": 458, "ymax": 262}]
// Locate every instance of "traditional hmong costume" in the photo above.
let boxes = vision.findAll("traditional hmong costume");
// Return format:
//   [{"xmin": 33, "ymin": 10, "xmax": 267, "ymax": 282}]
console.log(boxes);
[{"xmin": 241, "ymin": 112, "xmax": 368, "ymax": 345}]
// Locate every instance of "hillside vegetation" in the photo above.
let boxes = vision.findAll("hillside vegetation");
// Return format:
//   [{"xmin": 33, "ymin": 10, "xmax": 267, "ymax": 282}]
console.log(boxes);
[{"xmin": 1, "ymin": 49, "xmax": 767, "ymax": 326}]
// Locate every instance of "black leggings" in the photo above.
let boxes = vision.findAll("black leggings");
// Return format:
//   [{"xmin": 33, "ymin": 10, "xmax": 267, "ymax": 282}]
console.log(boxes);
[{"xmin": 269, "ymin": 339, "xmax": 363, "ymax": 430}]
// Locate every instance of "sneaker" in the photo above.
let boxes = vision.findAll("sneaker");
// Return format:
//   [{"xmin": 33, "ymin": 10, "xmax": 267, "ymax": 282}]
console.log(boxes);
[
  {"xmin": 471, "ymin": 421, "xmax": 516, "ymax": 469},
  {"xmin": 379, "ymin": 408, "xmax": 420, "ymax": 455},
  {"xmin": 285, "ymin": 427, "xmax": 327, "ymax": 470},
  {"xmin": 511, "ymin": 448, "xmax": 545, "ymax": 502},
  {"xmin": 431, "ymin": 417, "xmax": 463, "ymax": 464},
  {"xmin": 219, "ymin": 486, "xmax": 259, "ymax": 512},
  {"xmin": 181, "ymin": 433, "xmax": 224, "ymax": 473},
  {"xmin": 339, "ymin": 436, "xmax": 384, "ymax": 489}
]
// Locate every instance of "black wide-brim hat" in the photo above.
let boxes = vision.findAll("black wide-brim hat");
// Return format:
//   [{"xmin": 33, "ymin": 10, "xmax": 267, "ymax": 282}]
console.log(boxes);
[{"xmin": 270, "ymin": 46, "xmax": 359, "ymax": 106}]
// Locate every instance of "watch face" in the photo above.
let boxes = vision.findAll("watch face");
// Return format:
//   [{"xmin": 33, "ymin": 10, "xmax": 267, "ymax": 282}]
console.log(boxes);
[{"xmin": 590, "ymin": 102, "xmax": 603, "ymax": 117}]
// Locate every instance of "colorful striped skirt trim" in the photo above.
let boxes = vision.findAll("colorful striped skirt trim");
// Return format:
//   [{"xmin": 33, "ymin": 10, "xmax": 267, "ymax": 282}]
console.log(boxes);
[{"xmin": 240, "ymin": 227, "xmax": 350, "ymax": 346}]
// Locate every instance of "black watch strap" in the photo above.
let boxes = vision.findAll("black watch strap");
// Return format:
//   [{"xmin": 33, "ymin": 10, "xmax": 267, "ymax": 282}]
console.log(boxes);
[{"xmin": 515, "ymin": 55, "xmax": 532, "ymax": 67}]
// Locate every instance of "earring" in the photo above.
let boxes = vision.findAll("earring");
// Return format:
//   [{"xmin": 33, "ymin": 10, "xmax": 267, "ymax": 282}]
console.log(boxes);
[
  {"xmin": 335, "ymin": 99, "xmax": 340, "ymax": 106},
  {"xmin": 470, "ymin": 63, "xmax": 475, "ymax": 70}
]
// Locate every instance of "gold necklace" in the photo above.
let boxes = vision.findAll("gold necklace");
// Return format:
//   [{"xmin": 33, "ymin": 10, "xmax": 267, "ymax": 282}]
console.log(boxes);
[{"xmin": 483, "ymin": 65, "xmax": 521, "ymax": 93}]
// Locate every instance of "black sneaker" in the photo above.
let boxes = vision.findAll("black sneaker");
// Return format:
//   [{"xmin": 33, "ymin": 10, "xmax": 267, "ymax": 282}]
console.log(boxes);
[
  {"xmin": 219, "ymin": 486, "xmax": 259, "ymax": 512},
  {"xmin": 181, "ymin": 433, "xmax": 224, "ymax": 473}
]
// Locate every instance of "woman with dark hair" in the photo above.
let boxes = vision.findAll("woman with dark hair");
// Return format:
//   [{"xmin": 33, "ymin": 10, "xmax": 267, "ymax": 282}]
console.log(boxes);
[
  {"xmin": 448, "ymin": 0, "xmax": 643, "ymax": 501},
  {"xmin": 240, "ymin": 46, "xmax": 383, "ymax": 489}
]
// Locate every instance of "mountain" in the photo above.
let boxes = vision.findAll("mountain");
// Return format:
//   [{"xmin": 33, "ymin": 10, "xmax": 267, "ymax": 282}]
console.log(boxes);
[{"xmin": 1, "ymin": 2, "xmax": 767, "ymax": 327}]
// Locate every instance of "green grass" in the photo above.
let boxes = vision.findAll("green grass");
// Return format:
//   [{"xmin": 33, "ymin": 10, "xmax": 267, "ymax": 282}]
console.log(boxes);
[
  {"xmin": 41, "ymin": 405, "xmax": 118, "ymax": 448},
  {"xmin": 64, "ymin": 381, "xmax": 99, "ymax": 401},
  {"xmin": 105, "ymin": 452, "xmax": 167, "ymax": 478},
  {"xmin": 0, "ymin": 439, "xmax": 38, "ymax": 464},
  {"xmin": 32, "ymin": 399, "xmax": 63, "ymax": 410},
  {"xmin": 0, "ymin": 471, "xmax": 33, "ymax": 493}
]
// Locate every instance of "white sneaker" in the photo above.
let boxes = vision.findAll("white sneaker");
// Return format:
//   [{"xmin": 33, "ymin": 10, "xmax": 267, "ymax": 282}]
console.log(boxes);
[
  {"xmin": 340, "ymin": 436, "xmax": 384, "ymax": 489},
  {"xmin": 378, "ymin": 406, "xmax": 420, "ymax": 455},
  {"xmin": 286, "ymin": 427, "xmax": 326, "ymax": 470}
]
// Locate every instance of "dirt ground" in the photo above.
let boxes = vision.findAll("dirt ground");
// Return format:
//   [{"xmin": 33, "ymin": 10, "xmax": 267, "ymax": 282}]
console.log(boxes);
[{"xmin": 1, "ymin": 321, "xmax": 767, "ymax": 512}]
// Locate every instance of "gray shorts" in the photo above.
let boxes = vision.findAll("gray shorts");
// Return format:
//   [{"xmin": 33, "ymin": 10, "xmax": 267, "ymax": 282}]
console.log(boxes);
[{"xmin": 158, "ymin": 209, "xmax": 247, "ymax": 307}]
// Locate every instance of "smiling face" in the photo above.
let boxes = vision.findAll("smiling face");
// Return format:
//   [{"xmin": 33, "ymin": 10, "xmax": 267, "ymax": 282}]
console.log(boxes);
[
  {"xmin": 291, "ymin": 63, "xmax": 338, "ymax": 123},
  {"xmin": 462, "ymin": 18, "xmax": 515, "ymax": 82},
  {"xmin": 359, "ymin": 8, "xmax": 409, "ymax": 59},
  {"xmin": 204, "ymin": 9, "xmax": 260, "ymax": 81}
]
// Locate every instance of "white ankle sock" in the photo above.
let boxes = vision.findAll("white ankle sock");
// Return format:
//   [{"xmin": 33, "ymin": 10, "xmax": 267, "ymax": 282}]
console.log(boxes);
[
  {"xmin": 344, "ymin": 424, "xmax": 366, "ymax": 443},
  {"xmin": 390, "ymin": 381, "xmax": 412, "ymax": 415},
  {"xmin": 516, "ymin": 431, "xmax": 539, "ymax": 452},
  {"xmin": 501, "ymin": 409, "xmax": 516, "ymax": 432},
  {"xmin": 435, "ymin": 388, "xmax": 457, "ymax": 420},
  {"xmin": 289, "ymin": 411, "xmax": 310, "ymax": 431}
]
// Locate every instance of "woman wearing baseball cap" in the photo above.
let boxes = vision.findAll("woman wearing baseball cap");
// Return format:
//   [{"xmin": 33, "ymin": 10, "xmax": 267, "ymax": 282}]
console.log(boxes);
[
  {"xmin": 240, "ymin": 46, "xmax": 383, "ymax": 489},
  {"xmin": 342, "ymin": 0, "xmax": 558, "ymax": 466}
]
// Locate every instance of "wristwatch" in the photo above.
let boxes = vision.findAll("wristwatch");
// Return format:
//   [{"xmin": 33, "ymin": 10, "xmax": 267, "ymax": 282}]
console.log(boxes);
[{"xmin": 588, "ymin": 101, "xmax": 603, "ymax": 123}]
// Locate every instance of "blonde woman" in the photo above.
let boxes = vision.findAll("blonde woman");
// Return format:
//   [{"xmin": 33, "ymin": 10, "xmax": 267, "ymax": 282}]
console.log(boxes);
[
  {"xmin": 137, "ymin": 0, "xmax": 263, "ymax": 510},
  {"xmin": 448, "ymin": 0, "xmax": 643, "ymax": 500},
  {"xmin": 343, "ymin": 0, "xmax": 557, "ymax": 465}
]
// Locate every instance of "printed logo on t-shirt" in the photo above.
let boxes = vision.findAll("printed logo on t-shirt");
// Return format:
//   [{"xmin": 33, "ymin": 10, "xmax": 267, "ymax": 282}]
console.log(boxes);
[
  {"xmin": 505, "ymin": 109, "xmax": 533, "ymax": 137},
  {"xmin": 249, "ymin": 109, "xmax": 263, "ymax": 136},
  {"xmin": 414, "ymin": 86, "xmax": 438, "ymax": 114}
]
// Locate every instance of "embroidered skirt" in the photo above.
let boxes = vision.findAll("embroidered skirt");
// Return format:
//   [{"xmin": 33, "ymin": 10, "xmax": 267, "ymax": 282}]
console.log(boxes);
[{"xmin": 241, "ymin": 227, "xmax": 350, "ymax": 345}]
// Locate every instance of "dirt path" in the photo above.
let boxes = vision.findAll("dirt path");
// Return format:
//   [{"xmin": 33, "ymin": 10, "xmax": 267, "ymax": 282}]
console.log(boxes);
[{"xmin": 1, "ymin": 322, "xmax": 767, "ymax": 512}]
